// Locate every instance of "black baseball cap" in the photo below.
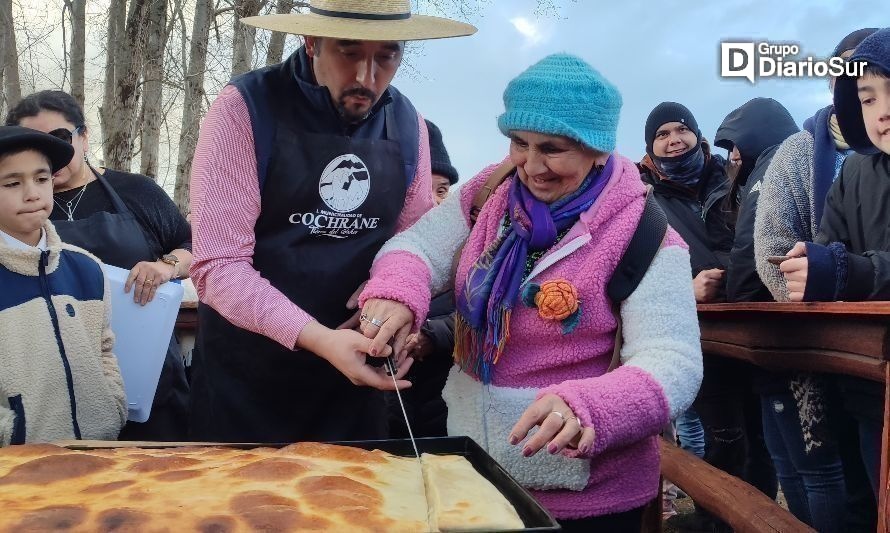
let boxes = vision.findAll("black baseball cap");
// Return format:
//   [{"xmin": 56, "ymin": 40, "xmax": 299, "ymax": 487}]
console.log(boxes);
[{"xmin": 0, "ymin": 126, "xmax": 75, "ymax": 173}]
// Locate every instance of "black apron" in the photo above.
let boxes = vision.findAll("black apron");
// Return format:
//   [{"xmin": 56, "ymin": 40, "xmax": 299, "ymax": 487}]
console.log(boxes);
[
  {"xmin": 53, "ymin": 169, "xmax": 190, "ymax": 441},
  {"xmin": 190, "ymin": 108, "xmax": 407, "ymax": 443}
]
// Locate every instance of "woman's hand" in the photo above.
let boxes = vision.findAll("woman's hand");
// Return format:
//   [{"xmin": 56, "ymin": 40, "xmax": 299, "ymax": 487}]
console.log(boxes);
[
  {"xmin": 359, "ymin": 298, "xmax": 416, "ymax": 366},
  {"xmin": 125, "ymin": 260, "xmax": 176, "ymax": 306},
  {"xmin": 780, "ymin": 242, "xmax": 809, "ymax": 302},
  {"xmin": 298, "ymin": 322, "xmax": 413, "ymax": 391},
  {"xmin": 509, "ymin": 393, "xmax": 596, "ymax": 456}
]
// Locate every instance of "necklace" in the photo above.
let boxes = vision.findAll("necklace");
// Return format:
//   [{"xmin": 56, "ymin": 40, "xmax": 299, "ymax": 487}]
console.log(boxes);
[{"xmin": 53, "ymin": 181, "xmax": 90, "ymax": 222}]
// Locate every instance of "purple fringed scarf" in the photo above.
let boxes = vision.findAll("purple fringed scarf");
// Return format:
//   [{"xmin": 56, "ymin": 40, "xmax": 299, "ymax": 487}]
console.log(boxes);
[{"xmin": 455, "ymin": 156, "xmax": 614, "ymax": 383}]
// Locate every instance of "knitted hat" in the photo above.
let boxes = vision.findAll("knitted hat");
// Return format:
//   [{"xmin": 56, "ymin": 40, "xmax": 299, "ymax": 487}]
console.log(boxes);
[
  {"xmin": 425, "ymin": 119, "xmax": 458, "ymax": 184},
  {"xmin": 644, "ymin": 102, "xmax": 701, "ymax": 153},
  {"xmin": 498, "ymin": 54, "xmax": 622, "ymax": 153},
  {"xmin": 834, "ymin": 27, "xmax": 890, "ymax": 154},
  {"xmin": 832, "ymin": 27, "xmax": 879, "ymax": 57}
]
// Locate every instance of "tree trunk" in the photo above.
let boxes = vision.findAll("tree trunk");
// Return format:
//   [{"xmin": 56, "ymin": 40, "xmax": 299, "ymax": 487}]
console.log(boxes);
[
  {"xmin": 139, "ymin": 0, "xmax": 168, "ymax": 179},
  {"xmin": 69, "ymin": 0, "xmax": 86, "ymax": 108},
  {"xmin": 103, "ymin": 0, "xmax": 152, "ymax": 171},
  {"xmin": 231, "ymin": 0, "xmax": 266, "ymax": 77},
  {"xmin": 100, "ymin": 0, "xmax": 126, "ymax": 165},
  {"xmin": 174, "ymin": 0, "xmax": 213, "ymax": 215},
  {"xmin": 0, "ymin": 0, "xmax": 22, "ymax": 110},
  {"xmin": 265, "ymin": 0, "xmax": 293, "ymax": 66}
]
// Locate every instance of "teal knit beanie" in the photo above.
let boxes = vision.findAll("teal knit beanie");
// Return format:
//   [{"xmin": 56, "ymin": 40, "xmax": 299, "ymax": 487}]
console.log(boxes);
[{"xmin": 498, "ymin": 53, "xmax": 622, "ymax": 153}]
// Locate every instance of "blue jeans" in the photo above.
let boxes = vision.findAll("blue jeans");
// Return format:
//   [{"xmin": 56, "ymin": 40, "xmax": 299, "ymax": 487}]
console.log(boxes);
[
  {"xmin": 676, "ymin": 407, "xmax": 705, "ymax": 458},
  {"xmin": 760, "ymin": 388, "xmax": 846, "ymax": 532}
]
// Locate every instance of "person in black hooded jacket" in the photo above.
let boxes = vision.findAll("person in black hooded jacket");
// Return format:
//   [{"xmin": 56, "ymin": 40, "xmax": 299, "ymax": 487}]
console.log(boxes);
[
  {"xmin": 693, "ymin": 98, "xmax": 800, "ymax": 500},
  {"xmin": 714, "ymin": 97, "xmax": 800, "ymax": 302}
]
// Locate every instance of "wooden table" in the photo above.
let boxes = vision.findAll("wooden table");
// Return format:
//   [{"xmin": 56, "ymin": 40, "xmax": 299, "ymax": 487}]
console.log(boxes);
[{"xmin": 667, "ymin": 302, "xmax": 890, "ymax": 533}]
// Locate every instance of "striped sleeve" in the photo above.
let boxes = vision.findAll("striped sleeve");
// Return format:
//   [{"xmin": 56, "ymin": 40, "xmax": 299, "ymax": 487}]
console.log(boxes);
[
  {"xmin": 188, "ymin": 85, "xmax": 314, "ymax": 350},
  {"xmin": 395, "ymin": 113, "xmax": 435, "ymax": 232}
]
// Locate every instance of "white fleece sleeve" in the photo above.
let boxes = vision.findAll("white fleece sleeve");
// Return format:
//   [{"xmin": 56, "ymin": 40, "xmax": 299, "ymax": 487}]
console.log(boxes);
[
  {"xmin": 374, "ymin": 184, "xmax": 471, "ymax": 295},
  {"xmin": 621, "ymin": 245, "xmax": 703, "ymax": 419},
  {"xmin": 0, "ymin": 406, "xmax": 14, "ymax": 447}
]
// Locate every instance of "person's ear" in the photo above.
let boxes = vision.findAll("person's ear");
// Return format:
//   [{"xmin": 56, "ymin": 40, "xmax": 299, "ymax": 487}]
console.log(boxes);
[{"xmin": 305, "ymin": 36, "xmax": 319, "ymax": 58}]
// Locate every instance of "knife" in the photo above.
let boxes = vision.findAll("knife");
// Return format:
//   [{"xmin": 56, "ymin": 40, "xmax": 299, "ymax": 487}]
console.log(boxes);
[{"xmin": 384, "ymin": 355, "xmax": 435, "ymax": 532}]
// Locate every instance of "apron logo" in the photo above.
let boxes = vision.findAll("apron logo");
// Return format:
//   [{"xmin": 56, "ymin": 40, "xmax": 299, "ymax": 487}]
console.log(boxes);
[{"xmin": 318, "ymin": 154, "xmax": 371, "ymax": 213}]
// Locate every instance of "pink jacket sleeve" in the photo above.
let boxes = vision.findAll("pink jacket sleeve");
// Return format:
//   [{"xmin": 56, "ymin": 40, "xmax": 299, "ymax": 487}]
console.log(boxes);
[{"xmin": 188, "ymin": 85, "xmax": 314, "ymax": 350}]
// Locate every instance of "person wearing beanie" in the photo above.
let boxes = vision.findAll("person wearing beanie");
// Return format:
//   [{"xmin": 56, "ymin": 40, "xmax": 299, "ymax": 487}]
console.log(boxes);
[
  {"xmin": 0, "ymin": 126, "xmax": 127, "ymax": 446},
  {"xmin": 753, "ymin": 28, "xmax": 879, "ymax": 533},
  {"xmin": 358, "ymin": 54, "xmax": 701, "ymax": 531},
  {"xmin": 776, "ymin": 28, "xmax": 890, "ymax": 518},
  {"xmin": 639, "ymin": 102, "xmax": 734, "ymax": 304},
  {"xmin": 425, "ymin": 119, "xmax": 459, "ymax": 204}
]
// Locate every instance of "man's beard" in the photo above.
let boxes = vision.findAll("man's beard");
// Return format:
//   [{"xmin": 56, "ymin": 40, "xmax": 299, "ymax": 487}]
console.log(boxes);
[{"xmin": 336, "ymin": 87, "xmax": 377, "ymax": 124}]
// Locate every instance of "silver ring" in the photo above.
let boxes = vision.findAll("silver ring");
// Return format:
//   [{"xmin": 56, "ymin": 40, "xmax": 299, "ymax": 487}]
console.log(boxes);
[
  {"xmin": 566, "ymin": 415, "xmax": 583, "ymax": 431},
  {"xmin": 369, "ymin": 317, "xmax": 384, "ymax": 328},
  {"xmin": 549, "ymin": 411, "xmax": 566, "ymax": 427}
]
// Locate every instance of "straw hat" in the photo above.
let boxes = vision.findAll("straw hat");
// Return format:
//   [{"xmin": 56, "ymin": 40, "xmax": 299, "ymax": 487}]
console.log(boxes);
[{"xmin": 241, "ymin": 0, "xmax": 477, "ymax": 41}]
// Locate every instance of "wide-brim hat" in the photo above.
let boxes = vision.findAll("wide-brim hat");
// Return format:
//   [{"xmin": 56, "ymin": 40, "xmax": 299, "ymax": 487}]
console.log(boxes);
[
  {"xmin": 242, "ymin": 0, "xmax": 477, "ymax": 41},
  {"xmin": 0, "ymin": 126, "xmax": 74, "ymax": 174}
]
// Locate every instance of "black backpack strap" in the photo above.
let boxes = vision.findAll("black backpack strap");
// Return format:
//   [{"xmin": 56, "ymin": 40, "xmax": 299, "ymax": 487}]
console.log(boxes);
[
  {"xmin": 604, "ymin": 188, "xmax": 668, "ymax": 372},
  {"xmin": 607, "ymin": 188, "xmax": 668, "ymax": 303}
]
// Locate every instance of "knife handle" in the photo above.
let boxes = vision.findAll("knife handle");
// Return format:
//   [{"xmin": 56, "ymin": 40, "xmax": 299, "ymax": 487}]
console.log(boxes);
[{"xmin": 366, "ymin": 354, "xmax": 397, "ymax": 376}]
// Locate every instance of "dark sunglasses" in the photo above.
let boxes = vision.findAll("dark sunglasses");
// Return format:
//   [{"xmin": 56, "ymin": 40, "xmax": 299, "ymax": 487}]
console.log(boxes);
[{"xmin": 47, "ymin": 125, "xmax": 85, "ymax": 144}]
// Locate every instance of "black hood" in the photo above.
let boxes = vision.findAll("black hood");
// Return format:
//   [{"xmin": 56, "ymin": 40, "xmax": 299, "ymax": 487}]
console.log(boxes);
[{"xmin": 714, "ymin": 97, "xmax": 799, "ymax": 184}]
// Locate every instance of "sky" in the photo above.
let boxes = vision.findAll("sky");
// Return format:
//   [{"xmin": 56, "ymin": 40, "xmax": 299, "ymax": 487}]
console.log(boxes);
[{"xmin": 393, "ymin": 0, "xmax": 886, "ymax": 184}]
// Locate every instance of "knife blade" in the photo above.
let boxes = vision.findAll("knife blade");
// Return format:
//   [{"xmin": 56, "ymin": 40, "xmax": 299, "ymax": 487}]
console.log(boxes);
[{"xmin": 385, "ymin": 355, "xmax": 434, "ymax": 532}]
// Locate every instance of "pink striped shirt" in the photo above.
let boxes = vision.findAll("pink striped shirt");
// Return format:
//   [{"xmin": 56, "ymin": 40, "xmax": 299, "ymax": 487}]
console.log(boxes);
[{"xmin": 189, "ymin": 85, "xmax": 433, "ymax": 350}]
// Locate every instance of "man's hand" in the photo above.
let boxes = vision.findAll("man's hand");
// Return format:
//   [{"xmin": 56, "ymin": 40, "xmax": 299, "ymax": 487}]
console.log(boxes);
[
  {"xmin": 297, "ymin": 322, "xmax": 412, "ymax": 390},
  {"xmin": 780, "ymin": 242, "xmax": 809, "ymax": 302},
  {"xmin": 693, "ymin": 268, "xmax": 725, "ymax": 303}
]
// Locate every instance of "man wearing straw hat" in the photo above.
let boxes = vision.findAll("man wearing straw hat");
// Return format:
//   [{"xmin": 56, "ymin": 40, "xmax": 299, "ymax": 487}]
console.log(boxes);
[{"xmin": 187, "ymin": 0, "xmax": 475, "ymax": 442}]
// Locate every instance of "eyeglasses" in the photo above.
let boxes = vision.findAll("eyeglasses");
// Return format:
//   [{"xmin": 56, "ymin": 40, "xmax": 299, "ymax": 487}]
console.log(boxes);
[{"xmin": 46, "ymin": 125, "xmax": 85, "ymax": 144}]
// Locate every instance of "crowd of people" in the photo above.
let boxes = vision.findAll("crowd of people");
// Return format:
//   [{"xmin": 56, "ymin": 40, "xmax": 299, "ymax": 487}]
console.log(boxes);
[{"xmin": 0, "ymin": 0, "xmax": 889, "ymax": 530}]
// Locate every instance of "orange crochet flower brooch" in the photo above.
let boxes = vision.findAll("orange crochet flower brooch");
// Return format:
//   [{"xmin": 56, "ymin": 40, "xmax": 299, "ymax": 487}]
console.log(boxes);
[{"xmin": 521, "ymin": 279, "xmax": 582, "ymax": 334}]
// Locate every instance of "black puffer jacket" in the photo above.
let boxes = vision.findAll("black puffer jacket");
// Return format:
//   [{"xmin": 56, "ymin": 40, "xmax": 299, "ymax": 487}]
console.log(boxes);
[
  {"xmin": 639, "ymin": 151, "xmax": 734, "ymax": 282},
  {"xmin": 715, "ymin": 98, "xmax": 800, "ymax": 302}
]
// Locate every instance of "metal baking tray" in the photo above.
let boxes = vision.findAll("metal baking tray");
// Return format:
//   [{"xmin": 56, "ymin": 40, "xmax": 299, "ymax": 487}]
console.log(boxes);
[
  {"xmin": 64, "ymin": 436, "xmax": 561, "ymax": 532},
  {"xmin": 330, "ymin": 436, "xmax": 560, "ymax": 532}
]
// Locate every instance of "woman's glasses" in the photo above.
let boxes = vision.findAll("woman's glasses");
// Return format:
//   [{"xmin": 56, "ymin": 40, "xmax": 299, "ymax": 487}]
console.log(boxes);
[{"xmin": 47, "ymin": 125, "xmax": 85, "ymax": 144}]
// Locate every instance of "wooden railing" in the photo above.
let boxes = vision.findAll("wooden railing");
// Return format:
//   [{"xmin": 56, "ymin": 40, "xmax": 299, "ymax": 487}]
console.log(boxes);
[{"xmin": 661, "ymin": 302, "xmax": 890, "ymax": 533}]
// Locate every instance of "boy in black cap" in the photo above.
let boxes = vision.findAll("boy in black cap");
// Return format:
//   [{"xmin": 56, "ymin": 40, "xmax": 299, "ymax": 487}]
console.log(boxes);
[
  {"xmin": 388, "ymin": 119, "xmax": 458, "ymax": 438},
  {"xmin": 0, "ymin": 126, "xmax": 126, "ymax": 446},
  {"xmin": 779, "ymin": 27, "xmax": 890, "ymax": 499}
]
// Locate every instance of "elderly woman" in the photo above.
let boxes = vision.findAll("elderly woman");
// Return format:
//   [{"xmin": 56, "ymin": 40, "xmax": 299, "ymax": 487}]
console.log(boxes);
[{"xmin": 359, "ymin": 54, "xmax": 702, "ymax": 531}]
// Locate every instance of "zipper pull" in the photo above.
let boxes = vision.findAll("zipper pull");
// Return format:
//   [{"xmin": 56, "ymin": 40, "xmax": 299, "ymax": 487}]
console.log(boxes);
[{"xmin": 40, "ymin": 250, "xmax": 49, "ymax": 268}]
